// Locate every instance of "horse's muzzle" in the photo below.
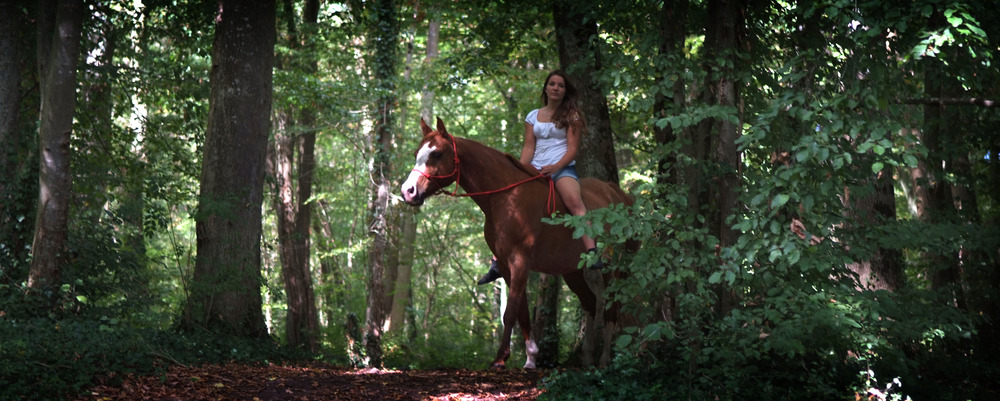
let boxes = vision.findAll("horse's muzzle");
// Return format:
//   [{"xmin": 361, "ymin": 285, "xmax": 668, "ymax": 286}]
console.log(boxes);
[
  {"xmin": 403, "ymin": 195, "xmax": 424, "ymax": 206},
  {"xmin": 401, "ymin": 184, "xmax": 425, "ymax": 206},
  {"xmin": 401, "ymin": 170, "xmax": 429, "ymax": 206}
]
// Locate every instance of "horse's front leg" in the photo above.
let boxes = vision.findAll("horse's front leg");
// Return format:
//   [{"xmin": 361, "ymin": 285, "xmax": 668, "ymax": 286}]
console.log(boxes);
[
  {"xmin": 490, "ymin": 303, "xmax": 515, "ymax": 369},
  {"xmin": 491, "ymin": 262, "xmax": 529, "ymax": 369}
]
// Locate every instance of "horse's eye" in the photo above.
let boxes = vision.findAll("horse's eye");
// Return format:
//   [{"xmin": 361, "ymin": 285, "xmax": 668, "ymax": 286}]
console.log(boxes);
[{"xmin": 430, "ymin": 151, "xmax": 442, "ymax": 159}]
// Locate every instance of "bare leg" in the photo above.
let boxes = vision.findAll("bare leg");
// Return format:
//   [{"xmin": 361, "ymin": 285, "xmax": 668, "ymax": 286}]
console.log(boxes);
[
  {"xmin": 555, "ymin": 177, "xmax": 596, "ymax": 249},
  {"xmin": 556, "ymin": 177, "xmax": 604, "ymax": 269}
]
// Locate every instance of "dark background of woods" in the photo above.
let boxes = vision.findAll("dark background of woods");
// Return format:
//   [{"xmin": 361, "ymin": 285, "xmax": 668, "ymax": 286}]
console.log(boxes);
[{"xmin": 1, "ymin": 0, "xmax": 998, "ymax": 399}]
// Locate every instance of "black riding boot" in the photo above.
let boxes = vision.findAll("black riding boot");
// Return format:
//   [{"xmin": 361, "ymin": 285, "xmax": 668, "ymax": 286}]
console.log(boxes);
[
  {"xmin": 477, "ymin": 257, "xmax": 502, "ymax": 285},
  {"xmin": 586, "ymin": 248, "xmax": 604, "ymax": 270}
]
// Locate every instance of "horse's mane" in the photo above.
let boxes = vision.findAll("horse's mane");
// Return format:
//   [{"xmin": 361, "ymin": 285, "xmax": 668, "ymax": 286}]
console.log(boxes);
[
  {"xmin": 504, "ymin": 153, "xmax": 542, "ymax": 177},
  {"xmin": 456, "ymin": 136, "xmax": 541, "ymax": 178}
]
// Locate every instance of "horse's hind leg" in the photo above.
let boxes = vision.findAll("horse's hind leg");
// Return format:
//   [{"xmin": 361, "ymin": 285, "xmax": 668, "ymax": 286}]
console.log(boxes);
[
  {"xmin": 518, "ymin": 299, "xmax": 537, "ymax": 369},
  {"xmin": 564, "ymin": 271, "xmax": 598, "ymax": 366}
]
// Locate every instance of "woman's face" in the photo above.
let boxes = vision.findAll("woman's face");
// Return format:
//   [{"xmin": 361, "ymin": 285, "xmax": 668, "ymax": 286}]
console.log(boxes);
[{"xmin": 545, "ymin": 75, "xmax": 566, "ymax": 103}]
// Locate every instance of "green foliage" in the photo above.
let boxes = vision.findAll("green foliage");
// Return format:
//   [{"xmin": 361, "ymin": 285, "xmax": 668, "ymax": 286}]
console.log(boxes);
[
  {"xmin": 0, "ymin": 310, "xmax": 311, "ymax": 400},
  {"xmin": 535, "ymin": 1, "xmax": 1000, "ymax": 399},
  {"xmin": 548, "ymin": 189, "xmax": 992, "ymax": 398}
]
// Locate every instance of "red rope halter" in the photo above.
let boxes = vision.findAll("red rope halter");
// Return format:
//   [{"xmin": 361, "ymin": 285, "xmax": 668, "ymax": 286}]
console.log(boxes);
[{"xmin": 410, "ymin": 137, "xmax": 557, "ymax": 214}]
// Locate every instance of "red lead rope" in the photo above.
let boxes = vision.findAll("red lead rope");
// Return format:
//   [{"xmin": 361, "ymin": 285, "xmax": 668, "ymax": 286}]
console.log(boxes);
[{"xmin": 410, "ymin": 138, "xmax": 558, "ymax": 214}]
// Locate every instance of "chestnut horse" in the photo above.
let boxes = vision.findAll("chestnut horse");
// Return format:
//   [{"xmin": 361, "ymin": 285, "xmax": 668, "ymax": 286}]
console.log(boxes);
[{"xmin": 400, "ymin": 118, "xmax": 632, "ymax": 368}]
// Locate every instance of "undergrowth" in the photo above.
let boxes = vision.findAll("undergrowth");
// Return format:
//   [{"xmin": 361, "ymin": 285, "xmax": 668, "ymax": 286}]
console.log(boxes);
[{"xmin": 0, "ymin": 292, "xmax": 313, "ymax": 401}]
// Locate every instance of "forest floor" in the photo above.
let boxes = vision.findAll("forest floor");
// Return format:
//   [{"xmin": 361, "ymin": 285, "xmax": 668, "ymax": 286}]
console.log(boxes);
[{"xmin": 76, "ymin": 362, "xmax": 547, "ymax": 400}]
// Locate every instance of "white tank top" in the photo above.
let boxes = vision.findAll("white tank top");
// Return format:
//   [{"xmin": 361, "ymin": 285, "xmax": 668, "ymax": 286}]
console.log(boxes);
[{"xmin": 525, "ymin": 109, "xmax": 575, "ymax": 169}]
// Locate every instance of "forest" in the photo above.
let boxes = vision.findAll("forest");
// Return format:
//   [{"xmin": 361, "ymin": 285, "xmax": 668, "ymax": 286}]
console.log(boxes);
[{"xmin": 1, "ymin": 0, "xmax": 998, "ymax": 400}]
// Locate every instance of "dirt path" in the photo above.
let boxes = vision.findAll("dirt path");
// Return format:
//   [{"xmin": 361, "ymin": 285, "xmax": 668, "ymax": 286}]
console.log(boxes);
[{"xmin": 78, "ymin": 363, "xmax": 547, "ymax": 400}]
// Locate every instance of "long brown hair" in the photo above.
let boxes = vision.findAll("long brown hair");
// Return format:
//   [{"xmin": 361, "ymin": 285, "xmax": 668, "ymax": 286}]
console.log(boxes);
[{"xmin": 540, "ymin": 70, "xmax": 587, "ymax": 134}]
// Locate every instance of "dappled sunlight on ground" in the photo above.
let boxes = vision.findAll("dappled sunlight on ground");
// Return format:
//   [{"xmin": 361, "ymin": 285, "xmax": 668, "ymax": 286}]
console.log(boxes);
[{"xmin": 78, "ymin": 362, "xmax": 546, "ymax": 400}]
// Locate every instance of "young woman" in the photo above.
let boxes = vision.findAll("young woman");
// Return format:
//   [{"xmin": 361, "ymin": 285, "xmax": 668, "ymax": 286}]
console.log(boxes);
[{"xmin": 478, "ymin": 70, "xmax": 602, "ymax": 285}]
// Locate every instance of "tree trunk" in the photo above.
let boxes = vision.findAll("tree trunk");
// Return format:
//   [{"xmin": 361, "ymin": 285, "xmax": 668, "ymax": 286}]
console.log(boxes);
[
  {"xmin": 268, "ymin": 0, "xmax": 320, "ymax": 352},
  {"xmin": 182, "ymin": 0, "xmax": 275, "ymax": 337},
  {"xmin": 650, "ymin": 0, "xmax": 690, "ymax": 324},
  {"xmin": 552, "ymin": 0, "xmax": 617, "ymax": 183},
  {"xmin": 388, "ymin": 10, "xmax": 436, "ymax": 334},
  {"xmin": 843, "ymin": 169, "xmax": 905, "ymax": 291},
  {"xmin": 389, "ymin": 206, "xmax": 415, "ymax": 332},
  {"xmin": 919, "ymin": 52, "xmax": 962, "ymax": 302},
  {"xmin": 0, "ymin": 1, "xmax": 38, "ymax": 280},
  {"xmin": 77, "ymin": 5, "xmax": 137, "ymax": 244},
  {"xmin": 552, "ymin": 0, "xmax": 623, "ymax": 366},
  {"xmin": 0, "ymin": 0, "xmax": 21, "ymax": 177},
  {"xmin": 419, "ymin": 18, "xmax": 439, "ymax": 125},
  {"xmin": 28, "ymin": 0, "xmax": 84, "ymax": 290},
  {"xmin": 702, "ymin": 0, "xmax": 742, "ymax": 316},
  {"xmin": 294, "ymin": 0, "xmax": 321, "ymax": 349},
  {"xmin": 531, "ymin": 273, "xmax": 561, "ymax": 368},
  {"xmin": 364, "ymin": 0, "xmax": 398, "ymax": 368},
  {"xmin": 313, "ymin": 201, "xmax": 341, "ymax": 332},
  {"xmin": 1, "ymin": 0, "xmax": 31, "ymax": 278},
  {"xmin": 704, "ymin": 0, "xmax": 741, "ymax": 258},
  {"xmin": 653, "ymin": 0, "xmax": 688, "ymax": 186}
]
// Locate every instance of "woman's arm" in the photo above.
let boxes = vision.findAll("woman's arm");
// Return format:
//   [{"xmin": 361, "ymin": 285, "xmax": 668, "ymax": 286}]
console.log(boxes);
[{"xmin": 520, "ymin": 121, "xmax": 536, "ymax": 166}]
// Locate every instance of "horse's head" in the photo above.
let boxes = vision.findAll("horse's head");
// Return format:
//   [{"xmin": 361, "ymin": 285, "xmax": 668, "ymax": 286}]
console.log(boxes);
[{"xmin": 400, "ymin": 117, "xmax": 458, "ymax": 206}]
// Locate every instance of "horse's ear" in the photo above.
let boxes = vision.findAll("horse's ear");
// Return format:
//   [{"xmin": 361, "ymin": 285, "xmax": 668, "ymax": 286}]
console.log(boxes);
[
  {"xmin": 420, "ymin": 118, "xmax": 433, "ymax": 136},
  {"xmin": 435, "ymin": 117, "xmax": 452, "ymax": 140}
]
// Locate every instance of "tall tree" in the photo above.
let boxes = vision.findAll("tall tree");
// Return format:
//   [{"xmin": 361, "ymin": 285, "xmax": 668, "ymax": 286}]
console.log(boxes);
[
  {"xmin": 551, "ymin": 0, "xmax": 622, "ymax": 366},
  {"xmin": 690, "ymin": 0, "xmax": 743, "ymax": 316},
  {"xmin": 0, "ymin": 0, "xmax": 21, "ymax": 179},
  {"xmin": 388, "ymin": 7, "xmax": 434, "ymax": 334},
  {"xmin": 552, "ymin": 0, "xmax": 618, "ymax": 183},
  {"xmin": 28, "ymin": 0, "xmax": 85, "ymax": 290},
  {"xmin": 703, "ymin": 0, "xmax": 741, "ymax": 264},
  {"xmin": 182, "ymin": 0, "xmax": 275, "ymax": 337},
  {"xmin": 268, "ymin": 0, "xmax": 320, "ymax": 351},
  {"xmin": 653, "ymin": 0, "xmax": 688, "ymax": 185},
  {"xmin": 0, "ymin": 0, "xmax": 35, "ymax": 279},
  {"xmin": 364, "ymin": 0, "xmax": 399, "ymax": 368}
]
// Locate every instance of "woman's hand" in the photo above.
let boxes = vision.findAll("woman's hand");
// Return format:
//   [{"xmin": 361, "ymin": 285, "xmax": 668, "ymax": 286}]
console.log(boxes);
[{"xmin": 539, "ymin": 165, "xmax": 559, "ymax": 176}]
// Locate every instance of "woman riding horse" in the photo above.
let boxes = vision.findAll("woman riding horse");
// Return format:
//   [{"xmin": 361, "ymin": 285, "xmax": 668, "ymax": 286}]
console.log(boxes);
[{"xmin": 477, "ymin": 70, "xmax": 603, "ymax": 285}]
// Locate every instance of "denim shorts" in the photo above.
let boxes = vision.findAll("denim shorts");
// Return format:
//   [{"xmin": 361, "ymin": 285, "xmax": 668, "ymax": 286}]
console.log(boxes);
[{"xmin": 550, "ymin": 165, "xmax": 579, "ymax": 182}]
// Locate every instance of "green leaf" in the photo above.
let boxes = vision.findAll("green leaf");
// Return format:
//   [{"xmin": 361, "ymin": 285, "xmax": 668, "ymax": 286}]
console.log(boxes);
[
  {"xmin": 872, "ymin": 162, "xmax": 884, "ymax": 173},
  {"xmin": 615, "ymin": 334, "xmax": 632, "ymax": 349},
  {"xmin": 768, "ymin": 248, "xmax": 782, "ymax": 262},
  {"xmin": 787, "ymin": 249, "xmax": 801, "ymax": 265},
  {"xmin": 795, "ymin": 149, "xmax": 810, "ymax": 162},
  {"xmin": 771, "ymin": 194, "xmax": 790, "ymax": 208}
]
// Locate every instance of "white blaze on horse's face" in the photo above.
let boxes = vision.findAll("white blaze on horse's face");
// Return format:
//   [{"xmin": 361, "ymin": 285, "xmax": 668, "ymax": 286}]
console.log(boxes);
[{"xmin": 401, "ymin": 142, "xmax": 437, "ymax": 205}]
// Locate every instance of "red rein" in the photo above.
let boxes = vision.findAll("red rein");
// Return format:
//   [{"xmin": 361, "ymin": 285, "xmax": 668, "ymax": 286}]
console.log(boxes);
[{"xmin": 410, "ymin": 138, "xmax": 557, "ymax": 214}]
